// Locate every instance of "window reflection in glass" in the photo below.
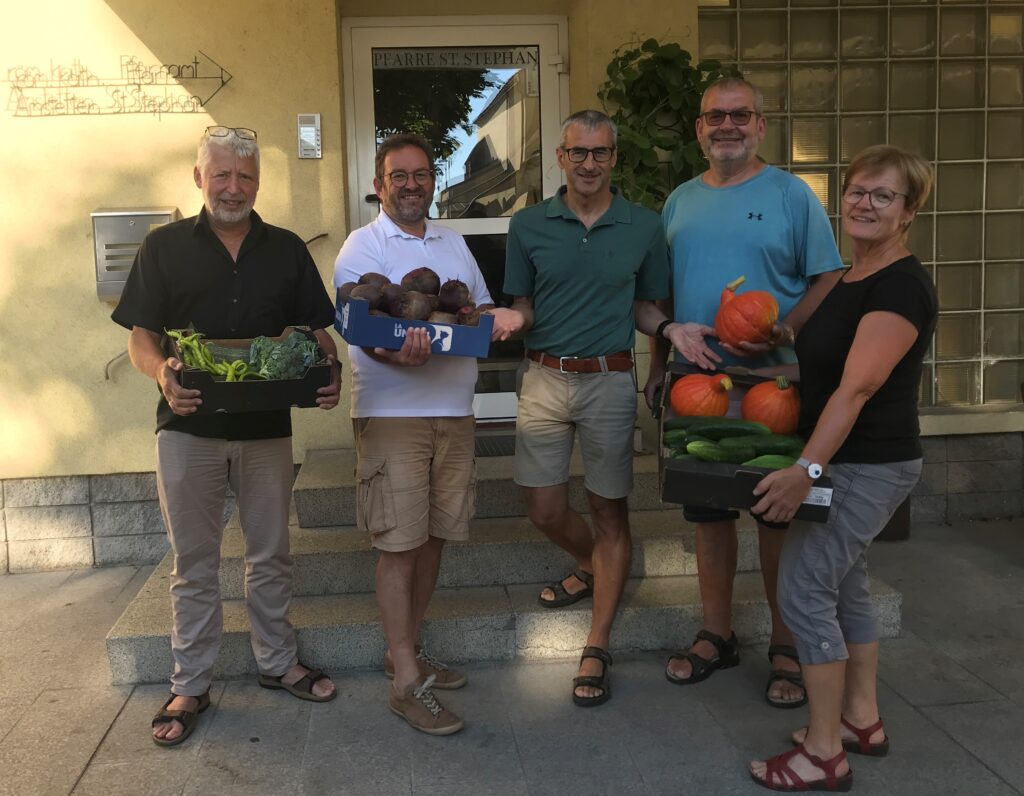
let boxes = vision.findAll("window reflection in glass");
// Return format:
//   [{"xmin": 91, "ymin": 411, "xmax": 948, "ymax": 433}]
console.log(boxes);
[{"xmin": 372, "ymin": 46, "xmax": 542, "ymax": 220}]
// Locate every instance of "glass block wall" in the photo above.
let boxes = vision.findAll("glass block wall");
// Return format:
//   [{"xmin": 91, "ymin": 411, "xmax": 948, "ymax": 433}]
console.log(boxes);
[{"xmin": 699, "ymin": 0, "xmax": 1024, "ymax": 407}]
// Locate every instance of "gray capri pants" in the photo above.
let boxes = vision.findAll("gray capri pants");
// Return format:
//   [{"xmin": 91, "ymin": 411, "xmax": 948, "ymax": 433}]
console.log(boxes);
[{"xmin": 776, "ymin": 459, "xmax": 922, "ymax": 665}]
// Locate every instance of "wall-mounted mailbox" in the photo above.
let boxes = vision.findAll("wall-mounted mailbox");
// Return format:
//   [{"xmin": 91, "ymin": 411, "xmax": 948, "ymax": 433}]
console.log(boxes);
[{"xmin": 92, "ymin": 207, "xmax": 180, "ymax": 302}]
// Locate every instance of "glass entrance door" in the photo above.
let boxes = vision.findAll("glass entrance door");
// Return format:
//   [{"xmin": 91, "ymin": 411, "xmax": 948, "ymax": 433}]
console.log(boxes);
[{"xmin": 342, "ymin": 16, "xmax": 569, "ymax": 421}]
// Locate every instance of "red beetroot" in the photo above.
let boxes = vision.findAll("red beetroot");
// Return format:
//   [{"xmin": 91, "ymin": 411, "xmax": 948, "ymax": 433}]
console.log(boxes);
[
  {"xmin": 427, "ymin": 311, "xmax": 458, "ymax": 324},
  {"xmin": 393, "ymin": 291, "xmax": 434, "ymax": 321},
  {"xmin": 380, "ymin": 283, "xmax": 408, "ymax": 316},
  {"xmin": 348, "ymin": 283, "xmax": 383, "ymax": 309},
  {"xmin": 358, "ymin": 272, "xmax": 390, "ymax": 288},
  {"xmin": 438, "ymin": 279, "xmax": 472, "ymax": 313},
  {"xmin": 338, "ymin": 281, "xmax": 358, "ymax": 304},
  {"xmin": 401, "ymin": 267, "xmax": 441, "ymax": 296}
]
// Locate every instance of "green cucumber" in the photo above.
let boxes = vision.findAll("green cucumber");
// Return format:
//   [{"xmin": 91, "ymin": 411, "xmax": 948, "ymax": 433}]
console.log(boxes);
[
  {"xmin": 668, "ymin": 451, "xmax": 698, "ymax": 461},
  {"xmin": 719, "ymin": 434, "xmax": 804, "ymax": 456},
  {"xmin": 663, "ymin": 429, "xmax": 690, "ymax": 447},
  {"xmin": 663, "ymin": 416, "xmax": 717, "ymax": 431},
  {"xmin": 686, "ymin": 440, "xmax": 757, "ymax": 464},
  {"xmin": 741, "ymin": 454, "xmax": 799, "ymax": 470},
  {"xmin": 684, "ymin": 418, "xmax": 772, "ymax": 440}
]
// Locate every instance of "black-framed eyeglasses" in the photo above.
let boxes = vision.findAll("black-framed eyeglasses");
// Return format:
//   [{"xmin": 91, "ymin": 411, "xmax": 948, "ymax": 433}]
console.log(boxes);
[
  {"xmin": 561, "ymin": 146, "xmax": 616, "ymax": 163},
  {"xmin": 205, "ymin": 126, "xmax": 257, "ymax": 141},
  {"xmin": 700, "ymin": 109, "xmax": 757, "ymax": 127},
  {"xmin": 842, "ymin": 185, "xmax": 907, "ymax": 209},
  {"xmin": 384, "ymin": 169, "xmax": 434, "ymax": 186}
]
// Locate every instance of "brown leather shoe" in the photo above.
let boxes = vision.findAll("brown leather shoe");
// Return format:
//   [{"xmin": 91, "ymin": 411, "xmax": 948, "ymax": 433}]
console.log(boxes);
[
  {"xmin": 388, "ymin": 676, "xmax": 464, "ymax": 736},
  {"xmin": 384, "ymin": 646, "xmax": 467, "ymax": 690}
]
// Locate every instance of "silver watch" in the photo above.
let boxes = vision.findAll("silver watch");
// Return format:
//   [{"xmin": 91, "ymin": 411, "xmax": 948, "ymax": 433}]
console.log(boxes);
[{"xmin": 796, "ymin": 457, "xmax": 823, "ymax": 479}]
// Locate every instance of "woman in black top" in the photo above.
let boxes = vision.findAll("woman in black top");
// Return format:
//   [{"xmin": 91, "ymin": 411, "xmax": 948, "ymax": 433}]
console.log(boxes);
[{"xmin": 749, "ymin": 145, "xmax": 937, "ymax": 792}]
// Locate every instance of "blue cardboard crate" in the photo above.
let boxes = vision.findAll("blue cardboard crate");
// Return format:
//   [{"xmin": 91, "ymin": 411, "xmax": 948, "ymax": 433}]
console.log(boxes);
[{"xmin": 335, "ymin": 291, "xmax": 494, "ymax": 358}]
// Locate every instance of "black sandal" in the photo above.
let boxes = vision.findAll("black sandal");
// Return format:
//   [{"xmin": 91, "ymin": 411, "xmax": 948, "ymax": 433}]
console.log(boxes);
[
  {"xmin": 573, "ymin": 646, "xmax": 612, "ymax": 707},
  {"xmin": 151, "ymin": 690, "xmax": 211, "ymax": 747},
  {"xmin": 765, "ymin": 645, "xmax": 807, "ymax": 709},
  {"xmin": 665, "ymin": 629, "xmax": 740, "ymax": 685},
  {"xmin": 538, "ymin": 568, "xmax": 594, "ymax": 608},
  {"xmin": 258, "ymin": 662, "xmax": 337, "ymax": 702}
]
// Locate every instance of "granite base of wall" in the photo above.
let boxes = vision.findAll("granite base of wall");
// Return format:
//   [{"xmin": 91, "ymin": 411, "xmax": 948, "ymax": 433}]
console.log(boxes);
[
  {"xmin": 0, "ymin": 435, "xmax": 1020, "ymax": 573},
  {"xmin": 1, "ymin": 472, "xmax": 178, "ymax": 574}
]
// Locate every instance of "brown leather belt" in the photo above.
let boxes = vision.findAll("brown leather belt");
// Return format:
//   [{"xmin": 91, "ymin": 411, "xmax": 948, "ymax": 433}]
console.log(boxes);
[{"xmin": 527, "ymin": 349, "xmax": 633, "ymax": 374}]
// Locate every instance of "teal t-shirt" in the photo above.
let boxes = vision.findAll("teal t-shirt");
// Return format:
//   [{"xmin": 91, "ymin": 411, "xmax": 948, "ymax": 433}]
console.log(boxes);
[
  {"xmin": 662, "ymin": 165, "xmax": 844, "ymax": 368},
  {"xmin": 504, "ymin": 187, "xmax": 670, "ymax": 358}
]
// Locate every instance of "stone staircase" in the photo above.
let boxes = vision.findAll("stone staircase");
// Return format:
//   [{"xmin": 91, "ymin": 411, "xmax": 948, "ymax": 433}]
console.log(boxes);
[{"xmin": 106, "ymin": 450, "xmax": 902, "ymax": 684}]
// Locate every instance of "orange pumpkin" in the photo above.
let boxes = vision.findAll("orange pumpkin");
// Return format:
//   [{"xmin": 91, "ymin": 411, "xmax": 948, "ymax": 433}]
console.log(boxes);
[
  {"xmin": 670, "ymin": 373, "xmax": 733, "ymax": 417},
  {"xmin": 741, "ymin": 376, "xmax": 801, "ymax": 434},
  {"xmin": 714, "ymin": 275, "xmax": 779, "ymax": 348}
]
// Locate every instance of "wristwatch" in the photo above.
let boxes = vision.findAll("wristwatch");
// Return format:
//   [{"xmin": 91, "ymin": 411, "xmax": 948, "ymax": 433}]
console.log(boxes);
[{"xmin": 796, "ymin": 457, "xmax": 823, "ymax": 480}]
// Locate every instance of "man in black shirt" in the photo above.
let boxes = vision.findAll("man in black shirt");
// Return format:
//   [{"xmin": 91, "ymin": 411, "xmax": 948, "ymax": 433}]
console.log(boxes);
[{"xmin": 112, "ymin": 125, "xmax": 341, "ymax": 746}]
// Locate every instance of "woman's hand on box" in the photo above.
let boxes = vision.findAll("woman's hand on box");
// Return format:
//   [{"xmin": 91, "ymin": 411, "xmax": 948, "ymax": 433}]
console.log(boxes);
[{"xmin": 750, "ymin": 464, "xmax": 813, "ymax": 523}]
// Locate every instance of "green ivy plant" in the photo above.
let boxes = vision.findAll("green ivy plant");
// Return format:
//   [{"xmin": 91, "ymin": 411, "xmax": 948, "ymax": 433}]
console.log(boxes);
[{"xmin": 598, "ymin": 38, "xmax": 740, "ymax": 212}]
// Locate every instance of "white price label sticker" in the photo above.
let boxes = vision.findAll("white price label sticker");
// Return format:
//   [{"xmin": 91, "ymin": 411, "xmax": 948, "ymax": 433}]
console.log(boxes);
[{"xmin": 803, "ymin": 486, "xmax": 833, "ymax": 507}]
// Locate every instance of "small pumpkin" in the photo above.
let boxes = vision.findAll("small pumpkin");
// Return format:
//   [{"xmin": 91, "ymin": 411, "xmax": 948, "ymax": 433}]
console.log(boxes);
[
  {"xmin": 714, "ymin": 275, "xmax": 780, "ymax": 348},
  {"xmin": 741, "ymin": 376, "xmax": 800, "ymax": 434},
  {"xmin": 670, "ymin": 373, "xmax": 733, "ymax": 417}
]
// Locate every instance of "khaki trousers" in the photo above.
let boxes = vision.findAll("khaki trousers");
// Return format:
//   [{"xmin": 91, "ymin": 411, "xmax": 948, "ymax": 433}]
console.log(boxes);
[{"xmin": 156, "ymin": 430, "xmax": 298, "ymax": 696}]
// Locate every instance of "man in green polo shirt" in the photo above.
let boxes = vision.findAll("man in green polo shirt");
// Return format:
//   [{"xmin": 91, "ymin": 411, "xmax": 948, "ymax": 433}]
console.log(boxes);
[{"xmin": 500, "ymin": 109, "xmax": 691, "ymax": 706}]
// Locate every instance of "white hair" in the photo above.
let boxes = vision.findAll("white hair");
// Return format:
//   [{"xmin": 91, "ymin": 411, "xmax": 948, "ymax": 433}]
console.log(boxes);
[{"xmin": 196, "ymin": 130, "xmax": 260, "ymax": 173}]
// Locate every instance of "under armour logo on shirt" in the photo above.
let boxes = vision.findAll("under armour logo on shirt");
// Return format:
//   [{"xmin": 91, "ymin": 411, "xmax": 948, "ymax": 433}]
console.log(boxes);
[{"xmin": 748, "ymin": 212, "xmax": 764, "ymax": 221}]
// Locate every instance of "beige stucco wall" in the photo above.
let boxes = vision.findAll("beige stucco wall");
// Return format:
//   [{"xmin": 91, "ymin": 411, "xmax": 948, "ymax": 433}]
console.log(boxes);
[
  {"xmin": 0, "ymin": 0, "xmax": 699, "ymax": 480},
  {"xmin": 0, "ymin": 0, "xmax": 349, "ymax": 478}
]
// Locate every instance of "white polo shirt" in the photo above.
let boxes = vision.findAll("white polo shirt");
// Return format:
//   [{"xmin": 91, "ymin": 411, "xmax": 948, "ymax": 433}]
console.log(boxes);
[{"xmin": 333, "ymin": 212, "xmax": 493, "ymax": 418}]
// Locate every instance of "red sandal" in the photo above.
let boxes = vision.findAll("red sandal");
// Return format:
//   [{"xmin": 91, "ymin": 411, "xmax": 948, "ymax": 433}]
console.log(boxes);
[
  {"xmin": 751, "ymin": 744, "xmax": 853, "ymax": 792},
  {"xmin": 840, "ymin": 716, "xmax": 890, "ymax": 757},
  {"xmin": 792, "ymin": 717, "xmax": 890, "ymax": 757}
]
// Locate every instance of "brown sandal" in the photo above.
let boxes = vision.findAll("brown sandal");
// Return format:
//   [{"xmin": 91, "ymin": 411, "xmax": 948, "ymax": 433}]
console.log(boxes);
[
  {"xmin": 258, "ymin": 662, "xmax": 337, "ymax": 702},
  {"xmin": 151, "ymin": 690, "xmax": 210, "ymax": 747}
]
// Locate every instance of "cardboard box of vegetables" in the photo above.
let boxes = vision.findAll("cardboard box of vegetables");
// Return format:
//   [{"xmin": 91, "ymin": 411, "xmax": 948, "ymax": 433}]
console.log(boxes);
[
  {"xmin": 659, "ymin": 362, "xmax": 832, "ymax": 523},
  {"xmin": 335, "ymin": 268, "xmax": 494, "ymax": 358},
  {"xmin": 167, "ymin": 326, "xmax": 332, "ymax": 414}
]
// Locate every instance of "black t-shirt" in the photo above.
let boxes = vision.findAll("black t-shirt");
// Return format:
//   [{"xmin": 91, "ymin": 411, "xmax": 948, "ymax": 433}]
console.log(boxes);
[
  {"xmin": 795, "ymin": 255, "xmax": 937, "ymax": 463},
  {"xmin": 111, "ymin": 207, "xmax": 335, "ymax": 440}
]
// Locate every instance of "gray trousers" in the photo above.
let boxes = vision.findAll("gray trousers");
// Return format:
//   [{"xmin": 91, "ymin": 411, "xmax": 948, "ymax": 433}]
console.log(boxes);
[
  {"xmin": 156, "ymin": 430, "xmax": 299, "ymax": 696},
  {"xmin": 777, "ymin": 459, "xmax": 922, "ymax": 665}
]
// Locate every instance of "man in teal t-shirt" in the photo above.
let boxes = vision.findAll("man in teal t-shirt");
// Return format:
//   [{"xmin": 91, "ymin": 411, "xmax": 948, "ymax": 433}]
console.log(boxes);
[
  {"xmin": 646, "ymin": 78, "xmax": 845, "ymax": 707},
  {"xmin": 500, "ymin": 109, "xmax": 685, "ymax": 708}
]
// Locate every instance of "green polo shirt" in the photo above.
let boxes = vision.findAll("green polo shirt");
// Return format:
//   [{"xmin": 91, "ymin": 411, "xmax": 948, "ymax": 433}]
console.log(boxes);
[{"xmin": 504, "ymin": 187, "xmax": 670, "ymax": 358}]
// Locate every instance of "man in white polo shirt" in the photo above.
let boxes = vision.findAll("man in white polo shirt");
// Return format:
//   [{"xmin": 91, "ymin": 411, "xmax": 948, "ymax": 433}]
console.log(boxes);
[{"xmin": 334, "ymin": 133, "xmax": 517, "ymax": 735}]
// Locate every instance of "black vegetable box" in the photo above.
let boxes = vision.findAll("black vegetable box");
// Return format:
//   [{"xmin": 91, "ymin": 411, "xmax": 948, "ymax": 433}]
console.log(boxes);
[
  {"xmin": 658, "ymin": 362, "xmax": 833, "ymax": 523},
  {"xmin": 172, "ymin": 326, "xmax": 332, "ymax": 415}
]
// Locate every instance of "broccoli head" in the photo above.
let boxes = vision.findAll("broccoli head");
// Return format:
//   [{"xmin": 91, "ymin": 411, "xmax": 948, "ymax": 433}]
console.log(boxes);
[{"xmin": 248, "ymin": 331, "xmax": 322, "ymax": 380}]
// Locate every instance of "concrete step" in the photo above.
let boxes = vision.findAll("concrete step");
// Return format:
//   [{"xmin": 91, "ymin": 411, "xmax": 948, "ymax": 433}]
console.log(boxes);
[
  {"xmin": 293, "ymin": 448, "xmax": 666, "ymax": 528},
  {"xmin": 132, "ymin": 510, "xmax": 763, "ymax": 601},
  {"xmin": 106, "ymin": 568, "xmax": 902, "ymax": 684}
]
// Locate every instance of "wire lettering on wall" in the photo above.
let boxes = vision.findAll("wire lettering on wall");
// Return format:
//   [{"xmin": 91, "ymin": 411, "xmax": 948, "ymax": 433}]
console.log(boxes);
[{"xmin": 5, "ymin": 51, "xmax": 232, "ymax": 118}]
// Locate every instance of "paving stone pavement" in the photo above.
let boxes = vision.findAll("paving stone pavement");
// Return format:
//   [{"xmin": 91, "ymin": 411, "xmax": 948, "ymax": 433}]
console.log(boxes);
[{"xmin": 1, "ymin": 520, "xmax": 1021, "ymax": 796}]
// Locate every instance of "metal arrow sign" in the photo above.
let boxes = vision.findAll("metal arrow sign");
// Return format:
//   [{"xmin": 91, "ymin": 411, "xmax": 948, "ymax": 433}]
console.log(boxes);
[{"xmin": 5, "ymin": 51, "xmax": 234, "ymax": 117}]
